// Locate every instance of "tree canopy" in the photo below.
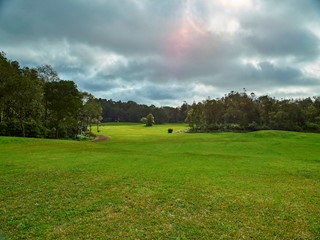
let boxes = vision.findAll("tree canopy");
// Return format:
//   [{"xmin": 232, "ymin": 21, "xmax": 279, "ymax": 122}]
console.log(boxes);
[
  {"xmin": 186, "ymin": 91, "xmax": 320, "ymax": 133},
  {"xmin": 0, "ymin": 52, "xmax": 102, "ymax": 139},
  {"xmin": 98, "ymin": 99, "xmax": 188, "ymax": 124},
  {"xmin": 1, "ymin": 52, "xmax": 319, "ymax": 137}
]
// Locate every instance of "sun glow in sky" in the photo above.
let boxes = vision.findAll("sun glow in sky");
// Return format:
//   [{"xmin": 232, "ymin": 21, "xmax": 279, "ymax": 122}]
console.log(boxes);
[
  {"xmin": 165, "ymin": 0, "xmax": 207, "ymax": 59},
  {"xmin": 0, "ymin": 0, "xmax": 319, "ymax": 106},
  {"xmin": 169, "ymin": 0, "xmax": 250, "ymax": 56},
  {"xmin": 165, "ymin": 0, "xmax": 245, "ymax": 66},
  {"xmin": 219, "ymin": 0, "xmax": 254, "ymax": 8}
]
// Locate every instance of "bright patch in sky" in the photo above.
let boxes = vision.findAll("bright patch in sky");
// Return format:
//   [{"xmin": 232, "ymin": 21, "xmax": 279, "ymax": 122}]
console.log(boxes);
[
  {"xmin": 0, "ymin": 0, "xmax": 319, "ymax": 106},
  {"xmin": 219, "ymin": 0, "xmax": 253, "ymax": 8}
]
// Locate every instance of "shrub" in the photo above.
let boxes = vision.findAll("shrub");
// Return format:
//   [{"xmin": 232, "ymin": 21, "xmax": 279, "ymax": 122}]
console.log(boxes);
[
  {"xmin": 76, "ymin": 133, "xmax": 93, "ymax": 141},
  {"xmin": 141, "ymin": 114, "xmax": 155, "ymax": 127},
  {"xmin": 146, "ymin": 113, "xmax": 155, "ymax": 126},
  {"xmin": 168, "ymin": 128, "xmax": 173, "ymax": 133},
  {"xmin": 6, "ymin": 119, "xmax": 21, "ymax": 136},
  {"xmin": 24, "ymin": 119, "xmax": 43, "ymax": 138},
  {"xmin": 247, "ymin": 121, "xmax": 257, "ymax": 131},
  {"xmin": 140, "ymin": 117, "xmax": 147, "ymax": 124},
  {"xmin": 207, "ymin": 124, "xmax": 220, "ymax": 131},
  {"xmin": 306, "ymin": 122, "xmax": 320, "ymax": 132},
  {"xmin": 0, "ymin": 122, "xmax": 7, "ymax": 136}
]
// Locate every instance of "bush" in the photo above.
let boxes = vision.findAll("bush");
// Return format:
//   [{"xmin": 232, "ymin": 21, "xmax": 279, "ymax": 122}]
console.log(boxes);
[
  {"xmin": 257, "ymin": 124, "xmax": 271, "ymax": 130},
  {"xmin": 247, "ymin": 121, "xmax": 257, "ymax": 131},
  {"xmin": 0, "ymin": 122, "xmax": 7, "ymax": 136},
  {"xmin": 46, "ymin": 128, "xmax": 57, "ymax": 139},
  {"xmin": 207, "ymin": 124, "xmax": 220, "ymax": 131},
  {"xmin": 141, "ymin": 114, "xmax": 155, "ymax": 127},
  {"xmin": 168, "ymin": 128, "xmax": 173, "ymax": 133},
  {"xmin": 24, "ymin": 119, "xmax": 43, "ymax": 138},
  {"xmin": 76, "ymin": 133, "xmax": 93, "ymax": 141},
  {"xmin": 306, "ymin": 122, "xmax": 320, "ymax": 132},
  {"xmin": 222, "ymin": 123, "xmax": 243, "ymax": 131},
  {"xmin": 6, "ymin": 119, "xmax": 21, "ymax": 136},
  {"xmin": 140, "ymin": 117, "xmax": 147, "ymax": 124},
  {"xmin": 146, "ymin": 113, "xmax": 155, "ymax": 126}
]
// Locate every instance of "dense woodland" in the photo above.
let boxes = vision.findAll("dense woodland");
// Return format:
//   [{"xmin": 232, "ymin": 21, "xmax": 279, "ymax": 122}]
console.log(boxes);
[
  {"xmin": 187, "ymin": 91, "xmax": 320, "ymax": 132},
  {"xmin": 0, "ymin": 52, "xmax": 102, "ymax": 139},
  {"xmin": 98, "ymin": 99, "xmax": 189, "ymax": 124},
  {"xmin": 0, "ymin": 52, "xmax": 187, "ymax": 138},
  {"xmin": 1, "ymin": 52, "xmax": 320, "ymax": 139}
]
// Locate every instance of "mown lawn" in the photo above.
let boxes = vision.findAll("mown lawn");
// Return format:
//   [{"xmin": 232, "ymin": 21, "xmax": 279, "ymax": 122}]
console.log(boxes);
[{"xmin": 0, "ymin": 123, "xmax": 320, "ymax": 239}]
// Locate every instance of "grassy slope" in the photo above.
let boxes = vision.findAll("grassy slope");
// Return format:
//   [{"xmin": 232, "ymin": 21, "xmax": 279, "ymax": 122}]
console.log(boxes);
[{"xmin": 0, "ymin": 123, "xmax": 319, "ymax": 239}]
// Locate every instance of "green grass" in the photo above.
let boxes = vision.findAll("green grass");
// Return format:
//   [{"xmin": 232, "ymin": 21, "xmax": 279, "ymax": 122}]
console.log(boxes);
[{"xmin": 1, "ymin": 123, "xmax": 320, "ymax": 239}]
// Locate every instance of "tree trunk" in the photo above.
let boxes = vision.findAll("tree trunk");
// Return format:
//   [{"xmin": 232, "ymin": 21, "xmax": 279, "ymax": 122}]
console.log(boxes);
[{"xmin": 19, "ymin": 109, "xmax": 25, "ymax": 137}]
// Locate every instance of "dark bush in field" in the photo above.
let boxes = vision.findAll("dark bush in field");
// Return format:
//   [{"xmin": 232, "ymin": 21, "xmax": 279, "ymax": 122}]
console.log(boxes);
[{"xmin": 168, "ymin": 128, "xmax": 173, "ymax": 133}]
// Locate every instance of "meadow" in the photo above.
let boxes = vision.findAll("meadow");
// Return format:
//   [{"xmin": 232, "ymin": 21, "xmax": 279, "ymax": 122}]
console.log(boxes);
[{"xmin": 0, "ymin": 123, "xmax": 319, "ymax": 239}]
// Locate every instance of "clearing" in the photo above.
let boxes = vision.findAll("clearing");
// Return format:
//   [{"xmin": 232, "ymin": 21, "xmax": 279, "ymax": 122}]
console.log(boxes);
[{"xmin": 0, "ymin": 123, "xmax": 319, "ymax": 239}]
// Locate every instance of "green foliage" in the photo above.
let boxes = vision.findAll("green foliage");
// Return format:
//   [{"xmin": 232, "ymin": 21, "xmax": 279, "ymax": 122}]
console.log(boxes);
[
  {"xmin": 146, "ymin": 113, "xmax": 155, "ymax": 126},
  {"xmin": 140, "ymin": 117, "xmax": 147, "ymax": 124},
  {"xmin": 45, "ymin": 80, "xmax": 82, "ymax": 138},
  {"xmin": 0, "ymin": 52, "xmax": 102, "ymax": 139},
  {"xmin": 98, "ymin": 99, "xmax": 188, "ymax": 123},
  {"xmin": 5, "ymin": 119, "xmax": 22, "ymax": 136},
  {"xmin": 76, "ymin": 132, "xmax": 95, "ymax": 141},
  {"xmin": 306, "ymin": 122, "xmax": 320, "ymax": 132},
  {"xmin": 36, "ymin": 64, "xmax": 59, "ymax": 82},
  {"xmin": 0, "ymin": 124, "xmax": 320, "ymax": 239},
  {"xmin": 187, "ymin": 91, "xmax": 320, "ymax": 133},
  {"xmin": 0, "ymin": 122, "xmax": 7, "ymax": 135},
  {"xmin": 140, "ymin": 114, "xmax": 155, "ymax": 126},
  {"xmin": 24, "ymin": 119, "xmax": 44, "ymax": 138},
  {"xmin": 78, "ymin": 92, "xmax": 102, "ymax": 134}
]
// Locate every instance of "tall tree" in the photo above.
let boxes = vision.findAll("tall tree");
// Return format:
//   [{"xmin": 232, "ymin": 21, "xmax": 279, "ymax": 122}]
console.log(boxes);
[
  {"xmin": 37, "ymin": 65, "xmax": 59, "ymax": 83},
  {"xmin": 80, "ymin": 92, "xmax": 102, "ymax": 134},
  {"xmin": 45, "ymin": 80, "xmax": 82, "ymax": 138}
]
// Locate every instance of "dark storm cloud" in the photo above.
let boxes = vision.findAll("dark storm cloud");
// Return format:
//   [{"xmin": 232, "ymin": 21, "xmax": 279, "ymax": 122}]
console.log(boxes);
[
  {"xmin": 229, "ymin": 61, "xmax": 317, "ymax": 87},
  {"xmin": 0, "ymin": 0, "xmax": 319, "ymax": 105},
  {"xmin": 0, "ymin": 0, "xmax": 180, "ymax": 55},
  {"xmin": 0, "ymin": 0, "xmax": 5, "ymax": 9},
  {"xmin": 242, "ymin": 15, "xmax": 320, "ymax": 61}
]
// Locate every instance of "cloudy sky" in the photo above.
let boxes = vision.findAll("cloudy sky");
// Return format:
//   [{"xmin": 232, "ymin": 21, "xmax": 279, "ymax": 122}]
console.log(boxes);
[{"xmin": 0, "ymin": 0, "xmax": 319, "ymax": 106}]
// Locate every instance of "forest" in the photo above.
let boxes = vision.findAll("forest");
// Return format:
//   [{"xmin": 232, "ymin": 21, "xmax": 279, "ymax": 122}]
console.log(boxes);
[
  {"xmin": 0, "ymin": 52, "xmax": 187, "ymax": 139},
  {"xmin": 186, "ymin": 91, "xmax": 320, "ymax": 132},
  {"xmin": 98, "ymin": 99, "xmax": 189, "ymax": 124},
  {"xmin": 0, "ymin": 52, "xmax": 102, "ymax": 139},
  {"xmin": 1, "ymin": 52, "xmax": 320, "ymax": 139}
]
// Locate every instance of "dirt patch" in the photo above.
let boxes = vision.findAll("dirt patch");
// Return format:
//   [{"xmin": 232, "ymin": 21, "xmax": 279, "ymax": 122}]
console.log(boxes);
[{"xmin": 91, "ymin": 134, "xmax": 110, "ymax": 142}]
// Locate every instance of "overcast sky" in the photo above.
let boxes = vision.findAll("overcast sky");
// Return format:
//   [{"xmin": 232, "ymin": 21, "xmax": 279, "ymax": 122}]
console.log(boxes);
[{"xmin": 1, "ymin": 0, "xmax": 319, "ymax": 106}]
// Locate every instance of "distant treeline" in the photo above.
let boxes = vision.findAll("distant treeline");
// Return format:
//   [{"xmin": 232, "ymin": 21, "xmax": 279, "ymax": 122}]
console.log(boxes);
[
  {"xmin": 0, "ymin": 52, "xmax": 102, "ymax": 139},
  {"xmin": 1, "ymin": 51, "xmax": 320, "ymax": 138},
  {"xmin": 186, "ymin": 91, "xmax": 320, "ymax": 132},
  {"xmin": 98, "ymin": 99, "xmax": 189, "ymax": 124}
]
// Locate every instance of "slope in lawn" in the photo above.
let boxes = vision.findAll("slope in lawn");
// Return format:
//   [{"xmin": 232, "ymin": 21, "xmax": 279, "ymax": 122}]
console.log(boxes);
[{"xmin": 0, "ymin": 124, "xmax": 319, "ymax": 239}]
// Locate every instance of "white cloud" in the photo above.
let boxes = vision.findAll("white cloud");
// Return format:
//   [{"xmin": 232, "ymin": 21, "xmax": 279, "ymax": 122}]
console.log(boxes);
[{"xmin": 0, "ymin": 0, "xmax": 319, "ymax": 106}]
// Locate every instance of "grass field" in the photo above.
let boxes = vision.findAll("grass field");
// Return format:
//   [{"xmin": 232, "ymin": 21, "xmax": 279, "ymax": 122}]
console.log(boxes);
[{"xmin": 1, "ymin": 123, "xmax": 320, "ymax": 239}]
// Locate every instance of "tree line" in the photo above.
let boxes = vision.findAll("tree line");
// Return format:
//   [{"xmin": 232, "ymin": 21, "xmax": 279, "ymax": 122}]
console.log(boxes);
[
  {"xmin": 2, "ymin": 52, "xmax": 319, "ymax": 137},
  {"xmin": 0, "ymin": 52, "xmax": 102, "ymax": 139},
  {"xmin": 98, "ymin": 99, "xmax": 189, "ymax": 124},
  {"xmin": 186, "ymin": 90, "xmax": 320, "ymax": 132}
]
